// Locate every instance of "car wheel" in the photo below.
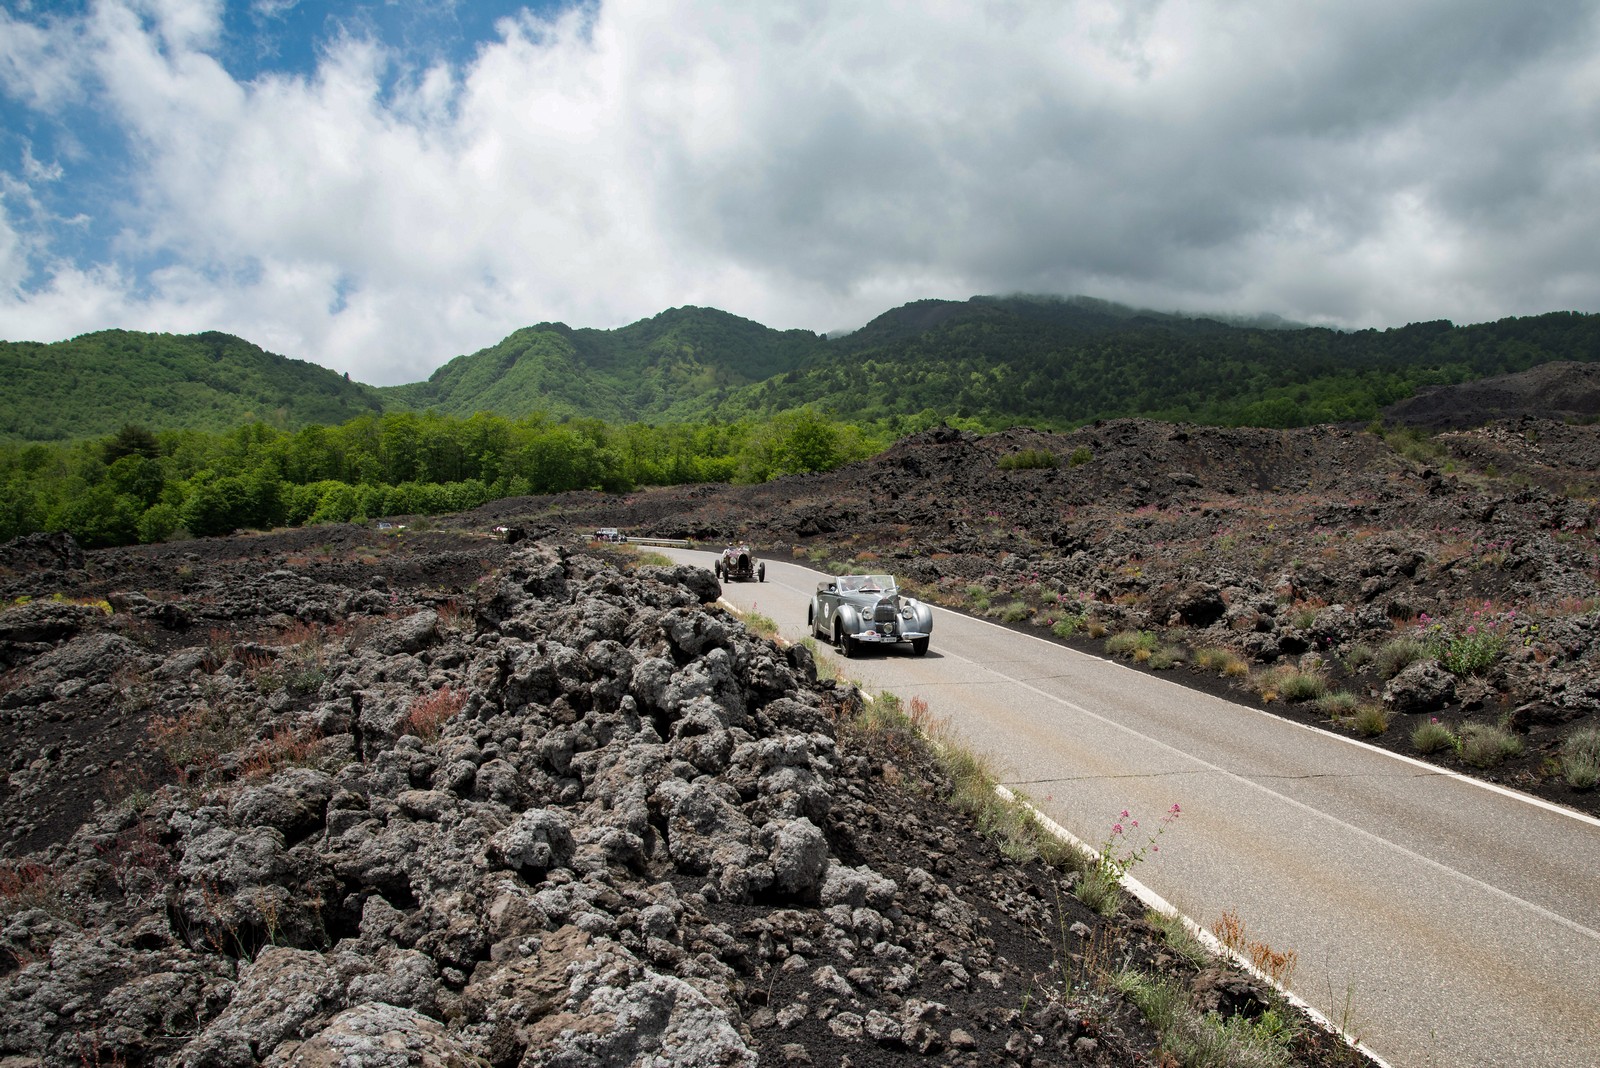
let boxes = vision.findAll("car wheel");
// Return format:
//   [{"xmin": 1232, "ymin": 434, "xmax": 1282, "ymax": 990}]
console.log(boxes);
[
  {"xmin": 911, "ymin": 638, "xmax": 929, "ymax": 657},
  {"xmin": 835, "ymin": 626, "xmax": 855, "ymax": 658},
  {"xmin": 758, "ymin": 563, "xmax": 766, "ymax": 582}
]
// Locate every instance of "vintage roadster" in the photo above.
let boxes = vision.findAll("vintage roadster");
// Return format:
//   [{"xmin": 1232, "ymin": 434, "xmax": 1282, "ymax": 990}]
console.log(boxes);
[
  {"xmin": 714, "ymin": 544, "xmax": 765, "ymax": 582},
  {"xmin": 808, "ymin": 574, "xmax": 932, "ymax": 657}
]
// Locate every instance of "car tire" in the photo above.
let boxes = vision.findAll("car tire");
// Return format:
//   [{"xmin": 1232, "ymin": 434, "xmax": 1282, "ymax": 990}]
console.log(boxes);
[
  {"xmin": 835, "ymin": 626, "xmax": 855, "ymax": 658},
  {"xmin": 911, "ymin": 638, "xmax": 929, "ymax": 657},
  {"xmin": 758, "ymin": 563, "xmax": 766, "ymax": 582}
]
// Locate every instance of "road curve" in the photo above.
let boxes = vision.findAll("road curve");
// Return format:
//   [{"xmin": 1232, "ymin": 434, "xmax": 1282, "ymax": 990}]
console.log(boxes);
[{"xmin": 664, "ymin": 548, "xmax": 1600, "ymax": 1068}]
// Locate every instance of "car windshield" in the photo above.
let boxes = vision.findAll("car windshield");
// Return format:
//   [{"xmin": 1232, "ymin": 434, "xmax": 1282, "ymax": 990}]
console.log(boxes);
[{"xmin": 839, "ymin": 575, "xmax": 896, "ymax": 594}]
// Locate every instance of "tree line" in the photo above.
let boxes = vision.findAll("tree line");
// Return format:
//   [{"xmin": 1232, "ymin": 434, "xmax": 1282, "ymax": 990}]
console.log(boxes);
[{"xmin": 0, "ymin": 409, "xmax": 886, "ymax": 548}]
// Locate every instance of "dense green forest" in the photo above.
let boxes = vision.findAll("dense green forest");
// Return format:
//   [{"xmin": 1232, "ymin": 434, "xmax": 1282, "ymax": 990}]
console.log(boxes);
[
  {"xmin": 381, "ymin": 306, "xmax": 828, "ymax": 422},
  {"xmin": 0, "ymin": 409, "xmax": 884, "ymax": 548},
  {"xmin": 9, "ymin": 299, "xmax": 1597, "ymax": 444},
  {"xmin": 0, "ymin": 330, "xmax": 382, "ymax": 442},
  {"xmin": 710, "ymin": 301, "xmax": 1600, "ymax": 428},
  {"xmin": 5, "ymin": 296, "xmax": 1598, "ymax": 550}
]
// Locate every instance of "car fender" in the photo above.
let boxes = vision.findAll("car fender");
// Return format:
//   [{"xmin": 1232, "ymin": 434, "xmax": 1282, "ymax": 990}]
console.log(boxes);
[
  {"xmin": 834, "ymin": 603, "xmax": 865, "ymax": 636},
  {"xmin": 904, "ymin": 600, "xmax": 934, "ymax": 634}
]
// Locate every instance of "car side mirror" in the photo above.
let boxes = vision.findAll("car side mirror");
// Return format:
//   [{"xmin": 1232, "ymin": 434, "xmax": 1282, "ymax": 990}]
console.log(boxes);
[{"xmin": 827, "ymin": 583, "xmax": 837, "ymax": 592}]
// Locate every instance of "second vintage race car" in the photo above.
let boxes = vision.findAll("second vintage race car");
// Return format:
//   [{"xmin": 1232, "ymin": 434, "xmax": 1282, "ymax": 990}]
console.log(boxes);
[
  {"xmin": 715, "ymin": 544, "xmax": 765, "ymax": 582},
  {"xmin": 808, "ymin": 574, "xmax": 932, "ymax": 657}
]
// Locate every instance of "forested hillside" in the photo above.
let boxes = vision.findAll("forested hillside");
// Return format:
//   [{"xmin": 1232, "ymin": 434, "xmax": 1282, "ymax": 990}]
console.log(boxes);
[
  {"xmin": 0, "ymin": 330, "xmax": 382, "ymax": 442},
  {"xmin": 6, "ymin": 300, "xmax": 1597, "ymax": 443},
  {"xmin": 379, "ymin": 306, "xmax": 827, "ymax": 422},
  {"xmin": 715, "ymin": 300, "xmax": 1600, "ymax": 428}
]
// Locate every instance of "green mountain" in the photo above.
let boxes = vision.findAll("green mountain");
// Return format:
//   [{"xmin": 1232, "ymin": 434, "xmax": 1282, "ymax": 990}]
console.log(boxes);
[
  {"xmin": 0, "ymin": 329, "xmax": 382, "ymax": 442},
  {"xmin": 379, "ymin": 306, "xmax": 827, "ymax": 421},
  {"xmin": 4, "ymin": 299, "xmax": 1598, "ymax": 443},
  {"xmin": 710, "ymin": 298, "xmax": 1600, "ymax": 428}
]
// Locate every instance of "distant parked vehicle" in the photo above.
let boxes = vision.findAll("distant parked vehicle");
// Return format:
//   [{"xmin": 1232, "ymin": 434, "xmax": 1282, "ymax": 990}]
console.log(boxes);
[
  {"xmin": 715, "ymin": 544, "xmax": 765, "ymax": 582},
  {"xmin": 595, "ymin": 528, "xmax": 626, "ymax": 543},
  {"xmin": 808, "ymin": 573, "xmax": 932, "ymax": 657}
]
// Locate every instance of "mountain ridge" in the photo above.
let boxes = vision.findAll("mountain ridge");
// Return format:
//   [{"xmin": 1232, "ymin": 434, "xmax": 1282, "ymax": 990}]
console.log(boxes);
[{"xmin": 4, "ymin": 297, "xmax": 1597, "ymax": 441}]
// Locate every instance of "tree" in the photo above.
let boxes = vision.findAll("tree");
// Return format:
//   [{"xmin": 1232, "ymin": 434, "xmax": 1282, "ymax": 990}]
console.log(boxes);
[{"xmin": 102, "ymin": 424, "xmax": 161, "ymax": 464}]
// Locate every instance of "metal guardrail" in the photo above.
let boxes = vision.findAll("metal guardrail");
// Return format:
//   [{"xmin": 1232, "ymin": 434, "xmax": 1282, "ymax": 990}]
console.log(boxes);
[{"xmin": 623, "ymin": 536, "xmax": 693, "ymax": 549}]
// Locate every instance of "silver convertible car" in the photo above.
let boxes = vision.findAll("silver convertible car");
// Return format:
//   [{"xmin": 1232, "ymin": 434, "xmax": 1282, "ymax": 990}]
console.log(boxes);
[{"xmin": 807, "ymin": 574, "xmax": 933, "ymax": 657}]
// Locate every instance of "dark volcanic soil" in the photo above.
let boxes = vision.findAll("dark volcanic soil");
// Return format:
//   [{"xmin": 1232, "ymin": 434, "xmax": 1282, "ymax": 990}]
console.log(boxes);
[
  {"xmin": 8, "ymin": 411, "xmax": 1599, "ymax": 1067},
  {"xmin": 463, "ymin": 417, "xmax": 1600, "ymax": 820},
  {"xmin": 0, "ymin": 521, "xmax": 1368, "ymax": 1067}
]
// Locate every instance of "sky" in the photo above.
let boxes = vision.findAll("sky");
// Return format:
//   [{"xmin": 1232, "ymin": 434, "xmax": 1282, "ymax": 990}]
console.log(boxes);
[{"xmin": 1, "ymin": 1, "xmax": 1598, "ymax": 386}]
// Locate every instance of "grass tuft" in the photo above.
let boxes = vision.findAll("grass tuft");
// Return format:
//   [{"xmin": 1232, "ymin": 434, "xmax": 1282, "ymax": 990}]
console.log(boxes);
[
  {"xmin": 1254, "ymin": 665, "xmax": 1327, "ymax": 703},
  {"xmin": 1458, "ymin": 722, "xmax": 1522, "ymax": 768},
  {"xmin": 1374, "ymin": 637, "xmax": 1426, "ymax": 679},
  {"xmin": 1106, "ymin": 630, "xmax": 1160, "ymax": 659},
  {"xmin": 1562, "ymin": 727, "xmax": 1600, "ymax": 789},
  {"xmin": 1411, "ymin": 719, "xmax": 1456, "ymax": 754}
]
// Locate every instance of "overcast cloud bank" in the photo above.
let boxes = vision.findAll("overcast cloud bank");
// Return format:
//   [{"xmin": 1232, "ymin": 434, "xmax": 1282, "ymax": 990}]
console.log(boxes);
[{"xmin": 2, "ymin": 0, "xmax": 1597, "ymax": 385}]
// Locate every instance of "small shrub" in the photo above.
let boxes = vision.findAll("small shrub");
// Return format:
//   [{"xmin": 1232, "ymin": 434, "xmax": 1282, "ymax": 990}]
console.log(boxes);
[
  {"xmin": 1431, "ymin": 629, "xmax": 1508, "ymax": 677},
  {"xmin": 1194, "ymin": 646, "xmax": 1250, "ymax": 677},
  {"xmin": 1076, "ymin": 865, "xmax": 1123, "ymax": 917},
  {"xmin": 1067, "ymin": 445, "xmax": 1092, "ymax": 467},
  {"xmin": 1458, "ymin": 722, "xmax": 1522, "ymax": 768},
  {"xmin": 0, "ymin": 862, "xmax": 66, "ymax": 921},
  {"xmin": 1144, "ymin": 909, "xmax": 1210, "ymax": 969},
  {"xmin": 743, "ymin": 608, "xmax": 780, "ymax": 639},
  {"xmin": 1212, "ymin": 908, "xmax": 1299, "ymax": 989},
  {"xmin": 404, "ymin": 686, "xmax": 466, "ymax": 740},
  {"xmin": 150, "ymin": 705, "xmax": 238, "ymax": 777},
  {"xmin": 1313, "ymin": 691, "xmax": 1361, "ymax": 717},
  {"xmin": 1374, "ymin": 637, "xmax": 1426, "ymax": 679},
  {"xmin": 1147, "ymin": 644, "xmax": 1185, "ymax": 670},
  {"xmin": 1343, "ymin": 643, "xmax": 1375, "ymax": 671},
  {"xmin": 1348, "ymin": 703, "xmax": 1389, "ymax": 737},
  {"xmin": 1385, "ymin": 427, "xmax": 1443, "ymax": 464},
  {"xmin": 242, "ymin": 726, "xmax": 325, "ymax": 780},
  {"xmin": 998, "ymin": 448, "xmax": 1059, "ymax": 471},
  {"xmin": 1106, "ymin": 630, "xmax": 1159, "ymax": 659},
  {"xmin": 1085, "ymin": 617, "xmax": 1108, "ymax": 639},
  {"xmin": 1052, "ymin": 614, "xmax": 1084, "ymax": 639},
  {"xmin": 1561, "ymin": 727, "xmax": 1600, "ymax": 789},
  {"xmin": 997, "ymin": 601, "xmax": 1030, "ymax": 624},
  {"xmin": 1411, "ymin": 718, "xmax": 1457, "ymax": 754},
  {"xmin": 1256, "ymin": 666, "xmax": 1325, "ymax": 703}
]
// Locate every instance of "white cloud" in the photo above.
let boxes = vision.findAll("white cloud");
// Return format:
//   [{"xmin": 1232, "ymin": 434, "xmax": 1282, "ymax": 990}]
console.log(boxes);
[{"xmin": 1, "ymin": 0, "xmax": 1598, "ymax": 383}]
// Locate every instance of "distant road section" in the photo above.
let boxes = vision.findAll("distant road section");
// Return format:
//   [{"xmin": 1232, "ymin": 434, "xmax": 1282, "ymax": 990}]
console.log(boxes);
[{"xmin": 663, "ymin": 548, "xmax": 1600, "ymax": 1068}]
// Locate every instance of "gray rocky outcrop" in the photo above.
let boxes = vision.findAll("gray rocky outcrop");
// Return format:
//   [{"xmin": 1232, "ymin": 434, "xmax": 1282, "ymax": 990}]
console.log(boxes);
[{"xmin": 0, "ymin": 547, "xmax": 918, "ymax": 1067}]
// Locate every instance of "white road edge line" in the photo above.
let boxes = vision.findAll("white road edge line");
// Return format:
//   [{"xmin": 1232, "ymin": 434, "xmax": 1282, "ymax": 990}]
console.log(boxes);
[
  {"xmin": 993, "ymin": 784, "xmax": 1399, "ymax": 1068},
  {"xmin": 927, "ymin": 601, "xmax": 1600, "ymax": 831},
  {"xmin": 834, "ymin": 660, "xmax": 1398, "ymax": 1067},
  {"xmin": 929, "ymin": 635, "xmax": 1600, "ymax": 946},
  {"xmin": 707, "ymin": 563, "xmax": 1600, "ymax": 934},
  {"xmin": 702, "ymin": 555, "xmax": 1595, "ymax": 1062}
]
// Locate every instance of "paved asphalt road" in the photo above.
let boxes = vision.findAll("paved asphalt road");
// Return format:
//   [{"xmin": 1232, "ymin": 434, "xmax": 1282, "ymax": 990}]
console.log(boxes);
[{"xmin": 662, "ymin": 548, "xmax": 1600, "ymax": 1068}]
